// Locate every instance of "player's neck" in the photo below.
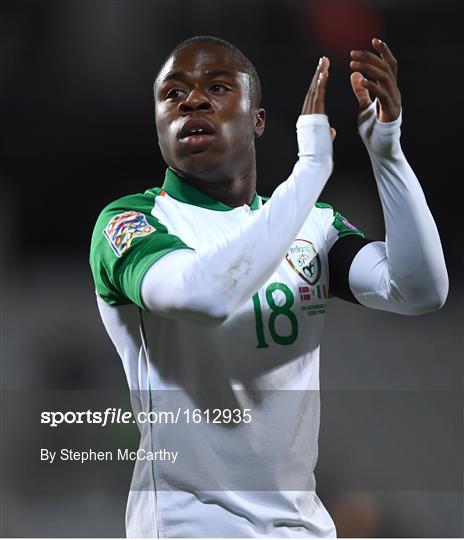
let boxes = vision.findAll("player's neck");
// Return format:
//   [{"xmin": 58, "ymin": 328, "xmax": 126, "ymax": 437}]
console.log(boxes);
[{"xmin": 177, "ymin": 163, "xmax": 258, "ymax": 208}]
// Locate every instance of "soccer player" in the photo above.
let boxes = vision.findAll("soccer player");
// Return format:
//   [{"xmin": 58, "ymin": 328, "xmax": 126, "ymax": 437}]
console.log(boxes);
[{"xmin": 90, "ymin": 36, "xmax": 448, "ymax": 537}]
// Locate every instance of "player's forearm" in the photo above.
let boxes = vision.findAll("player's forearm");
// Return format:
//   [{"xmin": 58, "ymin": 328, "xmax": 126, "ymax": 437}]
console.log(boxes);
[
  {"xmin": 141, "ymin": 115, "xmax": 333, "ymax": 325},
  {"xmin": 350, "ymin": 111, "xmax": 448, "ymax": 314}
]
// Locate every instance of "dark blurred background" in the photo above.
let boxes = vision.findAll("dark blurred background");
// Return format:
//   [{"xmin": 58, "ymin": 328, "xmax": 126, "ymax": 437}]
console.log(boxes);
[{"xmin": 1, "ymin": 0, "xmax": 462, "ymax": 537}]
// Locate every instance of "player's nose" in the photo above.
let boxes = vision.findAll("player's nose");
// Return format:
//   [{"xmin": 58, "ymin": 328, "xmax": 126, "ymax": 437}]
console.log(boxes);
[{"xmin": 178, "ymin": 88, "xmax": 212, "ymax": 114}]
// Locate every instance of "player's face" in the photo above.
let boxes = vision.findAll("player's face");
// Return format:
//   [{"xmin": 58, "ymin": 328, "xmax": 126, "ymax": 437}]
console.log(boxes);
[{"xmin": 154, "ymin": 43, "xmax": 263, "ymax": 178}]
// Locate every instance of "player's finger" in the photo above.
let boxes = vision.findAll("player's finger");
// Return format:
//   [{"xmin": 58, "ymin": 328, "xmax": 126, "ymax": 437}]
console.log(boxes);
[
  {"xmin": 313, "ymin": 69, "xmax": 329, "ymax": 114},
  {"xmin": 349, "ymin": 60, "xmax": 395, "ymax": 94},
  {"xmin": 310, "ymin": 57, "xmax": 326, "ymax": 87},
  {"xmin": 350, "ymin": 72, "xmax": 372, "ymax": 111},
  {"xmin": 330, "ymin": 127, "xmax": 336, "ymax": 141},
  {"xmin": 302, "ymin": 59, "xmax": 322, "ymax": 114},
  {"xmin": 350, "ymin": 49, "xmax": 393, "ymax": 78},
  {"xmin": 372, "ymin": 38, "xmax": 398, "ymax": 78},
  {"xmin": 302, "ymin": 56, "xmax": 330, "ymax": 115},
  {"xmin": 361, "ymin": 78, "xmax": 401, "ymax": 122},
  {"xmin": 359, "ymin": 79, "xmax": 389, "ymax": 109},
  {"xmin": 319, "ymin": 55, "xmax": 330, "ymax": 72}
]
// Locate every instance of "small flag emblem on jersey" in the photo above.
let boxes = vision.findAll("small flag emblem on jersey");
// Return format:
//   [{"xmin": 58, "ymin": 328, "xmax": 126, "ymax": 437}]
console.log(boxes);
[
  {"xmin": 299, "ymin": 286, "xmax": 311, "ymax": 301},
  {"xmin": 104, "ymin": 211, "xmax": 156, "ymax": 257}
]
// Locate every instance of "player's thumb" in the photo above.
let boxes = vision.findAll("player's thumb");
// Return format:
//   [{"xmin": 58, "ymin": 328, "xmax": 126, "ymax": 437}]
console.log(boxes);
[{"xmin": 350, "ymin": 72, "xmax": 372, "ymax": 111}]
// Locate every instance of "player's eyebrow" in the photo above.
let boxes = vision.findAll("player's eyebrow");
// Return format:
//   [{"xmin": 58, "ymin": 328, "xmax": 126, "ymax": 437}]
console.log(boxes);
[
  {"xmin": 203, "ymin": 70, "xmax": 235, "ymax": 79},
  {"xmin": 161, "ymin": 71, "xmax": 187, "ymax": 83},
  {"xmin": 161, "ymin": 69, "xmax": 236, "ymax": 83}
]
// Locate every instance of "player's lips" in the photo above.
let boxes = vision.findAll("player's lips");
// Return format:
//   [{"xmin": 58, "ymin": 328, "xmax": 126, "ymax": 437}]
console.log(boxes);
[{"xmin": 177, "ymin": 117, "xmax": 216, "ymax": 148}]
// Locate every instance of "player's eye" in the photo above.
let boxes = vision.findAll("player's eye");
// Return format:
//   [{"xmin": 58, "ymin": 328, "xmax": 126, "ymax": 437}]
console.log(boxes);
[
  {"xmin": 210, "ymin": 83, "xmax": 230, "ymax": 93},
  {"xmin": 165, "ymin": 88, "xmax": 186, "ymax": 100}
]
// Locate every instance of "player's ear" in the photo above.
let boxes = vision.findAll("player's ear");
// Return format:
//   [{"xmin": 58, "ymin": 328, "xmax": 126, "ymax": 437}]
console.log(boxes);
[{"xmin": 254, "ymin": 108, "xmax": 266, "ymax": 138}]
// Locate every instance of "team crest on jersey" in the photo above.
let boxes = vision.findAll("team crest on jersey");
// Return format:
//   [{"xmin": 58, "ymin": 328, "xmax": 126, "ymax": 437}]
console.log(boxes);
[
  {"xmin": 286, "ymin": 239, "xmax": 321, "ymax": 286},
  {"xmin": 104, "ymin": 211, "xmax": 155, "ymax": 257}
]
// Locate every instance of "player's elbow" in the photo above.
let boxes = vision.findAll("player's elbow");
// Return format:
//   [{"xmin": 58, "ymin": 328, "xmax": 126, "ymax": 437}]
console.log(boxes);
[
  {"xmin": 395, "ymin": 277, "xmax": 449, "ymax": 315},
  {"xmin": 201, "ymin": 306, "xmax": 230, "ymax": 327},
  {"xmin": 401, "ymin": 298, "xmax": 445, "ymax": 316},
  {"xmin": 141, "ymin": 262, "xmax": 230, "ymax": 326},
  {"xmin": 170, "ymin": 296, "xmax": 230, "ymax": 327},
  {"xmin": 414, "ymin": 282, "xmax": 448, "ymax": 314},
  {"xmin": 145, "ymin": 301, "xmax": 228, "ymax": 327},
  {"xmin": 184, "ymin": 311, "xmax": 228, "ymax": 327}
]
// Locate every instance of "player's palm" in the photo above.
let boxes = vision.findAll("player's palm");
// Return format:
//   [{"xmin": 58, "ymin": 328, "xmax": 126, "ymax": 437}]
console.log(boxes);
[{"xmin": 302, "ymin": 56, "xmax": 336, "ymax": 140}]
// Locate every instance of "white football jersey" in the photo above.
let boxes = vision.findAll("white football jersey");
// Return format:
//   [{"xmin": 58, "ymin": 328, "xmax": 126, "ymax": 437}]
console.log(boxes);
[{"xmin": 90, "ymin": 167, "xmax": 364, "ymax": 538}]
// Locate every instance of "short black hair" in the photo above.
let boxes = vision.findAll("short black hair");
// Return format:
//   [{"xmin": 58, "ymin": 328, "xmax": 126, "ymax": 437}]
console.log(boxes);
[{"xmin": 154, "ymin": 35, "xmax": 262, "ymax": 107}]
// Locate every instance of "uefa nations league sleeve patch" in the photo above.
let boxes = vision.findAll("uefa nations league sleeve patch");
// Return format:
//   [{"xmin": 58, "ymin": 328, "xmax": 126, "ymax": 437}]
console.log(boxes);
[{"xmin": 103, "ymin": 211, "xmax": 156, "ymax": 257}]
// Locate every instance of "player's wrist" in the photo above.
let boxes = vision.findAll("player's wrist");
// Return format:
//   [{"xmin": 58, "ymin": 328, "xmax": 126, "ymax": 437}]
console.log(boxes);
[
  {"xmin": 375, "ymin": 103, "xmax": 402, "ymax": 132},
  {"xmin": 296, "ymin": 116, "xmax": 332, "ymax": 160},
  {"xmin": 297, "ymin": 114, "xmax": 330, "ymax": 128},
  {"xmin": 359, "ymin": 100, "xmax": 403, "ymax": 159}
]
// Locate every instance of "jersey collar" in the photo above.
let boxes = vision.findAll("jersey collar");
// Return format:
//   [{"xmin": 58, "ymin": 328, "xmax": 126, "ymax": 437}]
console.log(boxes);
[{"xmin": 161, "ymin": 168, "xmax": 261, "ymax": 211}]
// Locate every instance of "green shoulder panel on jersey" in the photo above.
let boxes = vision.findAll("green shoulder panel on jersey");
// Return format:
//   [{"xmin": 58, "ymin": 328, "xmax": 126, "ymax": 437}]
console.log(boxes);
[
  {"xmin": 89, "ymin": 188, "xmax": 193, "ymax": 309},
  {"xmin": 316, "ymin": 201, "xmax": 365, "ymax": 239},
  {"xmin": 331, "ymin": 211, "xmax": 365, "ymax": 239},
  {"xmin": 315, "ymin": 202, "xmax": 333, "ymax": 211}
]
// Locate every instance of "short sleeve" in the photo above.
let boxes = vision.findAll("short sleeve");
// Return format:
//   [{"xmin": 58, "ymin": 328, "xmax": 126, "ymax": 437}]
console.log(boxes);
[{"xmin": 89, "ymin": 192, "xmax": 193, "ymax": 309}]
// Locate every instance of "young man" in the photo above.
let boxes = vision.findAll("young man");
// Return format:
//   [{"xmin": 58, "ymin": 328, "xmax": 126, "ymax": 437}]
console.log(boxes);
[{"xmin": 90, "ymin": 36, "xmax": 448, "ymax": 537}]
